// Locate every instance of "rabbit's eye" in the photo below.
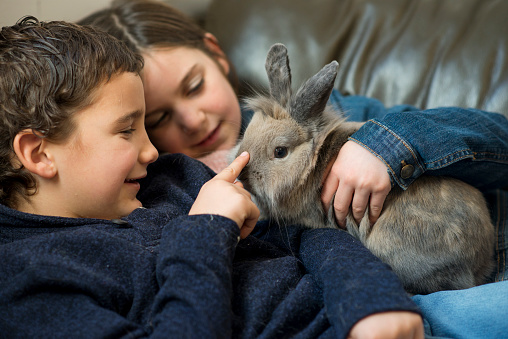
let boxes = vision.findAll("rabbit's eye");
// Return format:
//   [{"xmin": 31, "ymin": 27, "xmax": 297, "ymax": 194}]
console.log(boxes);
[{"xmin": 274, "ymin": 146, "xmax": 288, "ymax": 159}]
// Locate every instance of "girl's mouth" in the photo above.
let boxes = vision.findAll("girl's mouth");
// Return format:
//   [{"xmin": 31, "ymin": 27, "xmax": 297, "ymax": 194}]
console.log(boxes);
[{"xmin": 195, "ymin": 124, "xmax": 221, "ymax": 148}]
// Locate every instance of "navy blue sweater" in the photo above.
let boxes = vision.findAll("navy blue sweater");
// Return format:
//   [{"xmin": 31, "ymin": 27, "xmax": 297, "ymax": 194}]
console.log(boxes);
[{"xmin": 0, "ymin": 154, "xmax": 419, "ymax": 338}]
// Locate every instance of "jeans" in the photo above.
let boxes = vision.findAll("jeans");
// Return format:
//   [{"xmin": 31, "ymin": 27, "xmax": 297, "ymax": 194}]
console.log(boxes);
[{"xmin": 414, "ymin": 280, "xmax": 508, "ymax": 339}]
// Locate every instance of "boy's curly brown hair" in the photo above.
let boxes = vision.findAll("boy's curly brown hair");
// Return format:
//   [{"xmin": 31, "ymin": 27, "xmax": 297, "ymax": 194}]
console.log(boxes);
[{"xmin": 0, "ymin": 16, "xmax": 143, "ymax": 208}]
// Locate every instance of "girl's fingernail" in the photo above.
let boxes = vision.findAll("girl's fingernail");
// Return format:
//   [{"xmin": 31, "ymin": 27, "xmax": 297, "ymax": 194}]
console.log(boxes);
[{"xmin": 240, "ymin": 151, "xmax": 248, "ymax": 157}]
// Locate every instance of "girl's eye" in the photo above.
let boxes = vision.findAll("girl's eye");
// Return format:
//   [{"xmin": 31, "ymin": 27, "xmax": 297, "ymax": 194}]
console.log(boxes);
[
  {"xmin": 274, "ymin": 146, "xmax": 288, "ymax": 159},
  {"xmin": 187, "ymin": 76, "xmax": 203, "ymax": 95}
]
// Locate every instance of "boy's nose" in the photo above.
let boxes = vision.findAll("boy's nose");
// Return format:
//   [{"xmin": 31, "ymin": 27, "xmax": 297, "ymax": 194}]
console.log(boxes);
[{"xmin": 140, "ymin": 133, "xmax": 159, "ymax": 164}]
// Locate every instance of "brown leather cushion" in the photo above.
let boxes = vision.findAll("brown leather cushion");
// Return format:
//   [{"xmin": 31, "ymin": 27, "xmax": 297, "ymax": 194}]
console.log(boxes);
[{"xmin": 206, "ymin": 0, "xmax": 508, "ymax": 115}]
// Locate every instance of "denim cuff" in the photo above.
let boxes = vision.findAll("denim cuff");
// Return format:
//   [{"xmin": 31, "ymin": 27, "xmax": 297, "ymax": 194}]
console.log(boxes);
[{"xmin": 349, "ymin": 119, "xmax": 425, "ymax": 190}]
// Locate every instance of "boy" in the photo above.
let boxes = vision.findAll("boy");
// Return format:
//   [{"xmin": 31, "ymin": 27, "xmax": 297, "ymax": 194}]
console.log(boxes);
[{"xmin": 0, "ymin": 17, "xmax": 422, "ymax": 338}]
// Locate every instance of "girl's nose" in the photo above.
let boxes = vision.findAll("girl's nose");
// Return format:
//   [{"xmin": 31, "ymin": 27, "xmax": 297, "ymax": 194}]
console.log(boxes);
[{"xmin": 174, "ymin": 105, "xmax": 206, "ymax": 134}]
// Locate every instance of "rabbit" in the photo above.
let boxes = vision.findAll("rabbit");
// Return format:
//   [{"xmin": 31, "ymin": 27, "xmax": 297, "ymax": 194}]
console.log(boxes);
[{"xmin": 233, "ymin": 43, "xmax": 495, "ymax": 295}]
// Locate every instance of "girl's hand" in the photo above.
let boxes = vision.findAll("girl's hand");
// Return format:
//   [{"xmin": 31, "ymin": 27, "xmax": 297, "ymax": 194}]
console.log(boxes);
[
  {"xmin": 190, "ymin": 152, "xmax": 260, "ymax": 239},
  {"xmin": 321, "ymin": 141, "xmax": 391, "ymax": 228},
  {"xmin": 348, "ymin": 311, "xmax": 424, "ymax": 339}
]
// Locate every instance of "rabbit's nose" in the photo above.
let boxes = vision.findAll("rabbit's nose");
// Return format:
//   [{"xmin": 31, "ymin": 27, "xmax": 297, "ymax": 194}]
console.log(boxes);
[{"xmin": 237, "ymin": 167, "xmax": 249, "ymax": 182}]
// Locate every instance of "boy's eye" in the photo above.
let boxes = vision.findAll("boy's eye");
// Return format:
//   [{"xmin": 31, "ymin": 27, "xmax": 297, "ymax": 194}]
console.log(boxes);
[{"xmin": 121, "ymin": 128, "xmax": 136, "ymax": 135}]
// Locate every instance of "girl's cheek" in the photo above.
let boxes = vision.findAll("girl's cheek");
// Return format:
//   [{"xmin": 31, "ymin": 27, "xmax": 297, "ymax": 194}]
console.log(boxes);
[{"xmin": 147, "ymin": 129, "xmax": 171, "ymax": 152}]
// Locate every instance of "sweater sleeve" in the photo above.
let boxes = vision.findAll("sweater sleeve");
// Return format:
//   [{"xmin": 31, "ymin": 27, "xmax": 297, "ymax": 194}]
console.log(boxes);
[
  {"xmin": 298, "ymin": 228, "xmax": 421, "ymax": 338},
  {"xmin": 151, "ymin": 214, "xmax": 240, "ymax": 338}
]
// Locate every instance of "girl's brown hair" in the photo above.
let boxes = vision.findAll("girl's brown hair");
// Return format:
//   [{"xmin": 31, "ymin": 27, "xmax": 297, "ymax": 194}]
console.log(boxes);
[{"xmin": 78, "ymin": 0, "xmax": 238, "ymax": 91}]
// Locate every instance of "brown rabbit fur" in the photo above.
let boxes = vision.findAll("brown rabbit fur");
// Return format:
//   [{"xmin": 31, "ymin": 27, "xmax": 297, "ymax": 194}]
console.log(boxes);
[{"xmin": 234, "ymin": 43, "xmax": 495, "ymax": 294}]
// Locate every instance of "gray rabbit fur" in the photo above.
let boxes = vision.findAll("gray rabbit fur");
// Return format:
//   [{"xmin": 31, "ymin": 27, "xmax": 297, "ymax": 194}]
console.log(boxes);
[{"xmin": 234, "ymin": 43, "xmax": 495, "ymax": 294}]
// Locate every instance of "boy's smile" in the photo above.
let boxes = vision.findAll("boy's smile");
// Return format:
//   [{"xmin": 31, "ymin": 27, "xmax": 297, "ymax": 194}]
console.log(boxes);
[{"xmin": 26, "ymin": 72, "xmax": 159, "ymax": 220}]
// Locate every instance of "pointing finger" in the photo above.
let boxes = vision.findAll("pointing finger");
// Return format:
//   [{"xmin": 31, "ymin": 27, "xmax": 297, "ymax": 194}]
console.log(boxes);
[{"xmin": 213, "ymin": 151, "xmax": 249, "ymax": 183}]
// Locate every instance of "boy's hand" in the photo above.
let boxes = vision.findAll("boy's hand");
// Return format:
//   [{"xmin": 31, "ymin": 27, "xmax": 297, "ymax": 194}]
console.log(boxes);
[
  {"xmin": 321, "ymin": 141, "xmax": 391, "ymax": 228},
  {"xmin": 190, "ymin": 152, "xmax": 260, "ymax": 239},
  {"xmin": 348, "ymin": 311, "xmax": 424, "ymax": 339}
]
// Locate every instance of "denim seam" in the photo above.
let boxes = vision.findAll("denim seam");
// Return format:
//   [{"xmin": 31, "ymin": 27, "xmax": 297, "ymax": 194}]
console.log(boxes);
[
  {"xmin": 473, "ymin": 151, "xmax": 508, "ymax": 163},
  {"xmin": 424, "ymin": 151, "xmax": 474, "ymax": 170},
  {"xmin": 423, "ymin": 151, "xmax": 508, "ymax": 170},
  {"xmin": 425, "ymin": 150, "xmax": 471, "ymax": 164},
  {"xmin": 369, "ymin": 120, "xmax": 423, "ymax": 171}
]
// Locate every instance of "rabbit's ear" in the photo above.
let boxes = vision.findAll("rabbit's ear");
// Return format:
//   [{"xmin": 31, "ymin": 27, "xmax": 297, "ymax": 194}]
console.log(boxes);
[
  {"xmin": 290, "ymin": 61, "xmax": 339, "ymax": 123},
  {"xmin": 265, "ymin": 43, "xmax": 292, "ymax": 107}
]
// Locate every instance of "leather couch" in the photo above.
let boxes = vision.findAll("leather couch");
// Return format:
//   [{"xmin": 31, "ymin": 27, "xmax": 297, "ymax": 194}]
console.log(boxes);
[{"xmin": 204, "ymin": 0, "xmax": 508, "ymax": 117}]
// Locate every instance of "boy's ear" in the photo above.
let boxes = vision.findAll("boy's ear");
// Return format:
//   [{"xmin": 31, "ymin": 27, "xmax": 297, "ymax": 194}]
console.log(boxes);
[
  {"xmin": 13, "ymin": 130, "xmax": 57, "ymax": 179},
  {"xmin": 203, "ymin": 32, "xmax": 230, "ymax": 75}
]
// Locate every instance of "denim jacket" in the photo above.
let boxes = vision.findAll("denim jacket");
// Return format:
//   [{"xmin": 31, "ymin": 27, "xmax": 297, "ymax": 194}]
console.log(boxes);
[{"xmin": 329, "ymin": 90, "xmax": 508, "ymax": 190}]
